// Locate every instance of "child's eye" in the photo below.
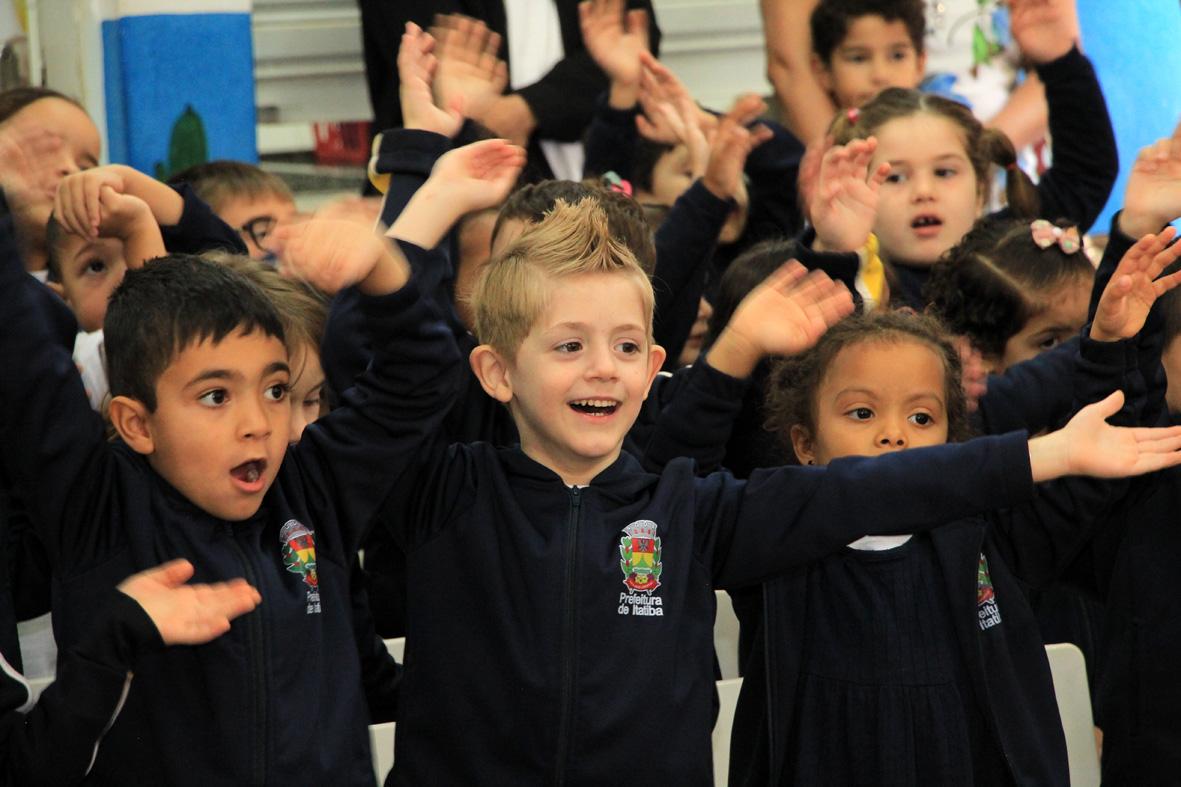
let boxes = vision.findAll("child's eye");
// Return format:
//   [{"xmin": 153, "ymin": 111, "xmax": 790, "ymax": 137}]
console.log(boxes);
[
  {"xmin": 556, "ymin": 341, "xmax": 582, "ymax": 353},
  {"xmin": 83, "ymin": 259, "xmax": 106, "ymax": 276},
  {"xmin": 909, "ymin": 412, "xmax": 934, "ymax": 426},
  {"xmin": 616, "ymin": 341, "xmax": 641, "ymax": 355},
  {"xmin": 889, "ymin": 48, "xmax": 910, "ymax": 61},
  {"xmin": 264, "ymin": 383, "xmax": 289, "ymax": 402},
  {"xmin": 884, "ymin": 171, "xmax": 905, "ymax": 184},
  {"xmin": 198, "ymin": 389, "xmax": 227, "ymax": 407},
  {"xmin": 935, "ymin": 167, "xmax": 958, "ymax": 178},
  {"xmin": 846, "ymin": 407, "xmax": 873, "ymax": 421},
  {"xmin": 1036, "ymin": 334, "xmax": 1061, "ymax": 351}
]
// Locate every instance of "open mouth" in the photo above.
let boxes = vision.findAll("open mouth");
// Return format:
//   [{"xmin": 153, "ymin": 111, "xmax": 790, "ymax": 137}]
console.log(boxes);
[
  {"xmin": 911, "ymin": 215, "xmax": 943, "ymax": 236},
  {"xmin": 569, "ymin": 399, "xmax": 620, "ymax": 417},
  {"xmin": 230, "ymin": 459, "xmax": 268, "ymax": 491}
]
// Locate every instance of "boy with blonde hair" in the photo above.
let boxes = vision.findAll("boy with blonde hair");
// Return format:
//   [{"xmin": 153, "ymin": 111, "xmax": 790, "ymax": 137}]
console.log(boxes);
[{"xmin": 376, "ymin": 195, "xmax": 1181, "ymax": 784}]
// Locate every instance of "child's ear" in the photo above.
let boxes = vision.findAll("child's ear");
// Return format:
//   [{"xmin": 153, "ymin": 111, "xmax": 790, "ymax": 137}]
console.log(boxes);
[
  {"xmin": 470, "ymin": 344, "xmax": 514, "ymax": 403},
  {"xmin": 811, "ymin": 54, "xmax": 833, "ymax": 93},
  {"xmin": 914, "ymin": 50, "xmax": 928, "ymax": 82},
  {"xmin": 789, "ymin": 425, "xmax": 816, "ymax": 465},
  {"xmin": 108, "ymin": 395, "xmax": 155, "ymax": 455},
  {"xmin": 642, "ymin": 343, "xmax": 668, "ymax": 399}
]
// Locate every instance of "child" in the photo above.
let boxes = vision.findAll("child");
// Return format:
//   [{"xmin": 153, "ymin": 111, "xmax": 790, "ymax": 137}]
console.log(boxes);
[
  {"xmin": 0, "ymin": 87, "xmax": 100, "ymax": 277},
  {"xmin": 926, "ymin": 215, "xmax": 1095, "ymax": 372},
  {"xmin": 168, "ymin": 160, "xmax": 297, "ymax": 259},
  {"xmin": 0, "ymin": 138, "xmax": 524, "ymax": 783},
  {"xmin": 0, "ymin": 560, "xmax": 259, "ymax": 785},
  {"xmin": 637, "ymin": 223, "xmax": 1181, "ymax": 784},
  {"xmin": 809, "ymin": 0, "xmax": 927, "ymax": 113},
  {"xmin": 371, "ymin": 189, "xmax": 1181, "ymax": 783}
]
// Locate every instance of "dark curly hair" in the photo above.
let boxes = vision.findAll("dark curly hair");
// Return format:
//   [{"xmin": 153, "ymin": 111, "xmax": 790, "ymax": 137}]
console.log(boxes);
[
  {"xmin": 764, "ymin": 310, "xmax": 972, "ymax": 460},
  {"xmin": 811, "ymin": 0, "xmax": 926, "ymax": 65},
  {"xmin": 924, "ymin": 215, "xmax": 1094, "ymax": 360}
]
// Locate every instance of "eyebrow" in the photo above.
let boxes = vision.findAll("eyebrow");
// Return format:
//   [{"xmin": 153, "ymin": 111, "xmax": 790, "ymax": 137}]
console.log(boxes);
[
  {"xmin": 835, "ymin": 387, "xmax": 944, "ymax": 404},
  {"xmin": 185, "ymin": 361, "xmax": 290, "ymax": 388},
  {"xmin": 887, "ymin": 152, "xmax": 968, "ymax": 166}
]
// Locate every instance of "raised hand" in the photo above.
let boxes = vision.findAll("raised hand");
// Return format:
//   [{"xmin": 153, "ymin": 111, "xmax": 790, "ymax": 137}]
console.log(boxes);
[
  {"xmin": 399, "ymin": 22, "xmax": 464, "ymax": 137},
  {"xmin": 636, "ymin": 51, "xmax": 717, "ymax": 143},
  {"xmin": 702, "ymin": 94, "xmax": 773, "ymax": 200},
  {"xmin": 0, "ymin": 124, "xmax": 64, "ymax": 216},
  {"xmin": 1091, "ymin": 226, "xmax": 1181, "ymax": 341},
  {"xmin": 811, "ymin": 137, "xmax": 891, "ymax": 252},
  {"xmin": 53, "ymin": 165, "xmax": 129, "ymax": 238},
  {"xmin": 1008, "ymin": 0, "xmax": 1080, "ymax": 64},
  {"xmin": 1121, "ymin": 118, "xmax": 1181, "ymax": 239},
  {"xmin": 270, "ymin": 214, "xmax": 410, "ymax": 297},
  {"xmin": 1030, "ymin": 391, "xmax": 1181, "ymax": 482},
  {"xmin": 707, "ymin": 261, "xmax": 854, "ymax": 378},
  {"xmin": 118, "ymin": 559, "xmax": 261, "ymax": 646},
  {"xmin": 391, "ymin": 138, "xmax": 526, "ymax": 251},
  {"xmin": 431, "ymin": 14, "xmax": 507, "ymax": 125},
  {"xmin": 579, "ymin": 0, "xmax": 649, "ymax": 90},
  {"xmin": 954, "ymin": 336, "xmax": 988, "ymax": 413}
]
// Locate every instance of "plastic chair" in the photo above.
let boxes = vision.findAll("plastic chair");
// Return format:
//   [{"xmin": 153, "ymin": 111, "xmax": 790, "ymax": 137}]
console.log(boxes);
[
  {"xmin": 713, "ymin": 677, "xmax": 743, "ymax": 786},
  {"xmin": 383, "ymin": 637, "xmax": 404, "ymax": 663},
  {"xmin": 1044, "ymin": 642, "xmax": 1101, "ymax": 787},
  {"xmin": 714, "ymin": 590, "xmax": 741, "ymax": 680},
  {"xmin": 25, "ymin": 674, "xmax": 53, "ymax": 705},
  {"xmin": 369, "ymin": 721, "xmax": 396, "ymax": 784}
]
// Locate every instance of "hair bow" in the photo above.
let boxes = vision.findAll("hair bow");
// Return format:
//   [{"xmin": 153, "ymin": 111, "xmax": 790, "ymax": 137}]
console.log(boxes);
[
  {"xmin": 1030, "ymin": 219, "xmax": 1081, "ymax": 254},
  {"xmin": 846, "ymin": 107, "xmax": 860, "ymax": 124},
  {"xmin": 602, "ymin": 171, "xmax": 633, "ymax": 198}
]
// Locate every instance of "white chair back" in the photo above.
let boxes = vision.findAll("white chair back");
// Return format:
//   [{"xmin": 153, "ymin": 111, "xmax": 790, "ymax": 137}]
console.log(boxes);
[
  {"xmin": 713, "ymin": 677, "xmax": 743, "ymax": 786},
  {"xmin": 384, "ymin": 637, "xmax": 405, "ymax": 663},
  {"xmin": 714, "ymin": 590, "xmax": 741, "ymax": 680},
  {"xmin": 1044, "ymin": 642, "xmax": 1100, "ymax": 787},
  {"xmin": 369, "ymin": 721, "xmax": 396, "ymax": 784}
]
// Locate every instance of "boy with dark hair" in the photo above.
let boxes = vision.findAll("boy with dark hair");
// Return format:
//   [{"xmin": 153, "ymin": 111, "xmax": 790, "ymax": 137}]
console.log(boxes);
[
  {"xmin": 374, "ymin": 192, "xmax": 1181, "ymax": 783},
  {"xmin": 809, "ymin": 0, "xmax": 927, "ymax": 111},
  {"xmin": 0, "ymin": 139, "xmax": 523, "ymax": 783}
]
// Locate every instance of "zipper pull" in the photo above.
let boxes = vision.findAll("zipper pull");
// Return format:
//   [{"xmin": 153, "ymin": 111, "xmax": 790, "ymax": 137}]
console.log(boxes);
[{"xmin": 570, "ymin": 486, "xmax": 582, "ymax": 508}]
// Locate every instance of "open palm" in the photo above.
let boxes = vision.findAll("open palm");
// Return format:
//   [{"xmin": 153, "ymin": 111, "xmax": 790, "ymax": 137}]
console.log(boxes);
[{"xmin": 1093, "ymin": 227, "xmax": 1181, "ymax": 341}]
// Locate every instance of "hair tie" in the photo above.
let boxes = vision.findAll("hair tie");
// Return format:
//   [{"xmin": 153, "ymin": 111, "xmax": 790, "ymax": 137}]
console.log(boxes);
[
  {"xmin": 602, "ymin": 171, "xmax": 633, "ymax": 198},
  {"xmin": 846, "ymin": 107, "xmax": 860, "ymax": 124},
  {"xmin": 1030, "ymin": 219, "xmax": 1081, "ymax": 254},
  {"xmin": 1004, "ymin": 161, "xmax": 1018, "ymax": 172}
]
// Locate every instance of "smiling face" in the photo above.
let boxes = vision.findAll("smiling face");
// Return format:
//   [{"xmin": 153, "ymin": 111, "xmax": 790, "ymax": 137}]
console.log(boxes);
[
  {"xmin": 488, "ymin": 271, "xmax": 665, "ymax": 485},
  {"xmin": 817, "ymin": 15, "xmax": 926, "ymax": 109},
  {"xmin": 791, "ymin": 337, "xmax": 950, "ymax": 465},
  {"xmin": 136, "ymin": 329, "xmax": 292, "ymax": 521},
  {"xmin": 870, "ymin": 113, "xmax": 983, "ymax": 267}
]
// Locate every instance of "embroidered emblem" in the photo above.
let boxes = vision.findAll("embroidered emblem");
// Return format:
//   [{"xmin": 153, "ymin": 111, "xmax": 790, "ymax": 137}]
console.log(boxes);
[
  {"xmin": 280, "ymin": 519, "xmax": 321, "ymax": 614},
  {"xmin": 976, "ymin": 553, "xmax": 1001, "ymax": 630},
  {"xmin": 617, "ymin": 520, "xmax": 665, "ymax": 617}
]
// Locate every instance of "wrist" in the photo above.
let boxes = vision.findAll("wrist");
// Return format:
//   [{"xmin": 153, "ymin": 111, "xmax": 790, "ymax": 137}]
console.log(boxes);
[
  {"xmin": 1027, "ymin": 430, "xmax": 1072, "ymax": 483},
  {"xmin": 704, "ymin": 326, "xmax": 760, "ymax": 379},
  {"xmin": 389, "ymin": 182, "xmax": 458, "ymax": 249},
  {"xmin": 608, "ymin": 80, "xmax": 639, "ymax": 111},
  {"xmin": 358, "ymin": 242, "xmax": 411, "ymax": 296},
  {"xmin": 1117, "ymin": 210, "xmax": 1167, "ymax": 241}
]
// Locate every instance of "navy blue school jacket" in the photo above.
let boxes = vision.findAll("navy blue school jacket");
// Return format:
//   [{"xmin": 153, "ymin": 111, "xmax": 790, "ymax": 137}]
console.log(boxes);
[
  {"xmin": 0, "ymin": 223, "xmax": 460, "ymax": 785},
  {"xmin": 379, "ymin": 403, "xmax": 1038, "ymax": 783},
  {"xmin": 638, "ymin": 322, "xmax": 1142, "ymax": 785}
]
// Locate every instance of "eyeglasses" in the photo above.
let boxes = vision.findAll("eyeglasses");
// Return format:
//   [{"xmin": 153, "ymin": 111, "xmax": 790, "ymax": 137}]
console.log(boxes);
[{"xmin": 238, "ymin": 215, "xmax": 277, "ymax": 249}]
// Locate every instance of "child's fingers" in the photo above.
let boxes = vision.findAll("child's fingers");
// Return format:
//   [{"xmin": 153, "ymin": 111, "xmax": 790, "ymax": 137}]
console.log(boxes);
[
  {"xmin": 868, "ymin": 161, "xmax": 892, "ymax": 189},
  {"xmin": 151, "ymin": 558, "xmax": 196, "ymax": 587},
  {"xmin": 749, "ymin": 124, "xmax": 774, "ymax": 149},
  {"xmin": 1088, "ymin": 389, "xmax": 1126, "ymax": 420},
  {"xmin": 762, "ymin": 260, "xmax": 809, "ymax": 293},
  {"xmin": 626, "ymin": 8, "xmax": 649, "ymax": 43}
]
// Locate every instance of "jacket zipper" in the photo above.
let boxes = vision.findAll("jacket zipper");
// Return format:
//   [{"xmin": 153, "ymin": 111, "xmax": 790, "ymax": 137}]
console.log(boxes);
[
  {"xmin": 553, "ymin": 486, "xmax": 582, "ymax": 786},
  {"xmin": 226, "ymin": 524, "xmax": 268, "ymax": 786}
]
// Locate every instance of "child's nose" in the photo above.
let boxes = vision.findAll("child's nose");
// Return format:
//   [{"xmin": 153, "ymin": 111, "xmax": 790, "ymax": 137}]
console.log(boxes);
[
  {"xmin": 585, "ymin": 343, "xmax": 618, "ymax": 379},
  {"xmin": 238, "ymin": 398, "xmax": 273, "ymax": 440},
  {"xmin": 875, "ymin": 420, "xmax": 907, "ymax": 449}
]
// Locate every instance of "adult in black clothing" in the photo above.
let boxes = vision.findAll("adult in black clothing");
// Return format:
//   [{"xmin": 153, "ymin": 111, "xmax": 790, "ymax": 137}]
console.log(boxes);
[{"xmin": 358, "ymin": 0, "xmax": 660, "ymax": 182}]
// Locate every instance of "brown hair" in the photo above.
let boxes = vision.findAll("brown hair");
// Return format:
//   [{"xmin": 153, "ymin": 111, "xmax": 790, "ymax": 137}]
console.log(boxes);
[
  {"xmin": 0, "ymin": 86, "xmax": 82, "ymax": 125},
  {"xmin": 168, "ymin": 160, "xmax": 293, "ymax": 214},
  {"xmin": 831, "ymin": 87, "xmax": 1039, "ymax": 219},
  {"xmin": 203, "ymin": 252, "xmax": 327, "ymax": 362},
  {"xmin": 472, "ymin": 199, "xmax": 655, "ymax": 357},
  {"xmin": 764, "ymin": 310, "xmax": 972, "ymax": 451}
]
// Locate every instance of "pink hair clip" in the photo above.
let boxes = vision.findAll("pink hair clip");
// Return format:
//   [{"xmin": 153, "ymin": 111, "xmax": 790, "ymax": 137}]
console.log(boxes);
[
  {"xmin": 1030, "ymin": 219, "xmax": 1081, "ymax": 254},
  {"xmin": 603, "ymin": 171, "xmax": 633, "ymax": 198},
  {"xmin": 846, "ymin": 107, "xmax": 860, "ymax": 124}
]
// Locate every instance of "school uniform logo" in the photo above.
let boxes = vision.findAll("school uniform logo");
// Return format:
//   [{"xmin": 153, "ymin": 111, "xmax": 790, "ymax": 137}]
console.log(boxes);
[
  {"xmin": 280, "ymin": 519, "xmax": 321, "ymax": 614},
  {"xmin": 977, "ymin": 553, "xmax": 1001, "ymax": 630},
  {"xmin": 618, "ymin": 520, "xmax": 664, "ymax": 617}
]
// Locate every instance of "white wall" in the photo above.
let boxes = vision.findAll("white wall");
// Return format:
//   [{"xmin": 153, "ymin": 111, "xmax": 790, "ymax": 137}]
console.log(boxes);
[{"xmin": 252, "ymin": 0, "xmax": 771, "ymax": 152}]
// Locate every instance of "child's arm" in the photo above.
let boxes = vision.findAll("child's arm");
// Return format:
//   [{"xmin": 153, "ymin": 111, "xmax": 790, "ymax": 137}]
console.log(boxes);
[
  {"xmin": 55, "ymin": 164, "xmax": 244, "ymax": 256},
  {"xmin": 0, "ymin": 560, "xmax": 258, "ymax": 785},
  {"xmin": 759, "ymin": 0, "xmax": 833, "ymax": 144},
  {"xmin": 275, "ymin": 140, "xmax": 523, "ymax": 555},
  {"xmin": 641, "ymin": 261, "xmax": 854, "ymax": 471},
  {"xmin": 1008, "ymin": 0, "xmax": 1117, "ymax": 231}
]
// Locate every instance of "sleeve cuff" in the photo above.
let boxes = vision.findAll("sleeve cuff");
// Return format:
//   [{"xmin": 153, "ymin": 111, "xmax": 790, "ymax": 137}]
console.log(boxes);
[
  {"xmin": 373, "ymin": 129, "xmax": 452, "ymax": 176},
  {"xmin": 1034, "ymin": 45, "xmax": 1089, "ymax": 83}
]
